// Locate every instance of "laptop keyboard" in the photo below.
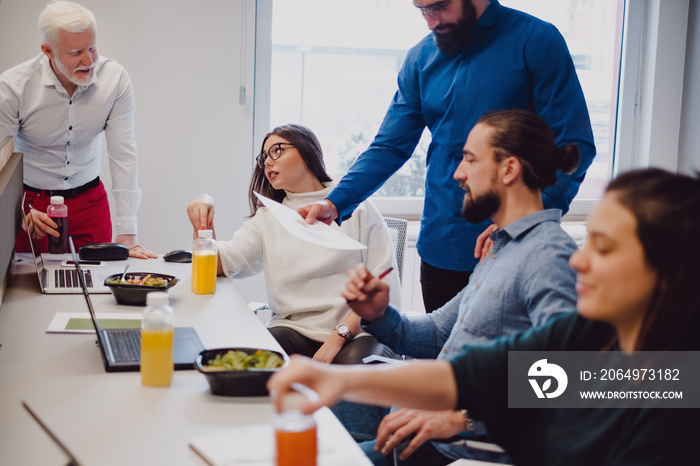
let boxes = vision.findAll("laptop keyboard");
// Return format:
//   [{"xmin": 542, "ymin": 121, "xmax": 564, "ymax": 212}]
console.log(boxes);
[
  {"xmin": 106, "ymin": 330, "xmax": 141, "ymax": 363},
  {"xmin": 55, "ymin": 269, "xmax": 93, "ymax": 288}
]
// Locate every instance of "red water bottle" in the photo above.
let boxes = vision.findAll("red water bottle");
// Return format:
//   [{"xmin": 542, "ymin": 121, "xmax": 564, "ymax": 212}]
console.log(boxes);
[{"xmin": 47, "ymin": 195, "xmax": 68, "ymax": 253}]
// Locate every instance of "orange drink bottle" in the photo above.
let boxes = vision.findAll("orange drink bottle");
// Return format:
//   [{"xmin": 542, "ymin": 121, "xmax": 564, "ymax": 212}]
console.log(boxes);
[
  {"xmin": 191, "ymin": 229, "xmax": 217, "ymax": 294},
  {"xmin": 275, "ymin": 393, "xmax": 317, "ymax": 466},
  {"xmin": 140, "ymin": 292, "xmax": 174, "ymax": 387}
]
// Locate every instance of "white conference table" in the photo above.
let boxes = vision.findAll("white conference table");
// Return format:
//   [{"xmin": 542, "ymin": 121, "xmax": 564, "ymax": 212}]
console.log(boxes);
[{"xmin": 0, "ymin": 254, "xmax": 371, "ymax": 465}]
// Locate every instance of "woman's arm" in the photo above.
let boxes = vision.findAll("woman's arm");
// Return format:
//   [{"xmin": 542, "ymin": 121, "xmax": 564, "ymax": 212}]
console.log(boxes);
[
  {"xmin": 311, "ymin": 311, "xmax": 363, "ymax": 363},
  {"xmin": 268, "ymin": 355, "xmax": 457, "ymax": 414}
]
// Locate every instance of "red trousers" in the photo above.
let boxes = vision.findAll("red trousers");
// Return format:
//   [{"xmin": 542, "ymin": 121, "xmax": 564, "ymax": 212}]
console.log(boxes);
[{"xmin": 16, "ymin": 182, "xmax": 113, "ymax": 254}]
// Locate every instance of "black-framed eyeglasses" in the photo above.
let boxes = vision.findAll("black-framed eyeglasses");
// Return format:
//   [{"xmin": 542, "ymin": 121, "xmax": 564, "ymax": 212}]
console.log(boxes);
[
  {"xmin": 256, "ymin": 142, "xmax": 295, "ymax": 168},
  {"xmin": 415, "ymin": 0, "xmax": 453, "ymax": 19}
]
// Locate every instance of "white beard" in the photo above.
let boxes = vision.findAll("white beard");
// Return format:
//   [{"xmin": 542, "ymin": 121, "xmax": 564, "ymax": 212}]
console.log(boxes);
[{"xmin": 54, "ymin": 56, "xmax": 97, "ymax": 88}]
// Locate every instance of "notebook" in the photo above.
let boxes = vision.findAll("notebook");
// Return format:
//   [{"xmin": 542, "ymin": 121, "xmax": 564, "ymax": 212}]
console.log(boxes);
[
  {"xmin": 69, "ymin": 238, "xmax": 205, "ymax": 372},
  {"xmin": 20, "ymin": 193, "xmax": 116, "ymax": 294}
]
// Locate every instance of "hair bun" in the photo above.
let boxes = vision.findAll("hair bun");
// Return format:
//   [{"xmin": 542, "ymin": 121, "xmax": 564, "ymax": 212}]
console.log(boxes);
[{"xmin": 555, "ymin": 144, "xmax": 580, "ymax": 175}]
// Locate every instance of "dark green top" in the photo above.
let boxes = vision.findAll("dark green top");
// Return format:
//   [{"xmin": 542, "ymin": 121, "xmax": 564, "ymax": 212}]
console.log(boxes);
[{"xmin": 450, "ymin": 312, "xmax": 699, "ymax": 465}]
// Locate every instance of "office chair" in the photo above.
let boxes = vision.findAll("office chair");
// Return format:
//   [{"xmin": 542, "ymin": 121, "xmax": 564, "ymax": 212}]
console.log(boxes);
[{"xmin": 383, "ymin": 217, "xmax": 407, "ymax": 283}]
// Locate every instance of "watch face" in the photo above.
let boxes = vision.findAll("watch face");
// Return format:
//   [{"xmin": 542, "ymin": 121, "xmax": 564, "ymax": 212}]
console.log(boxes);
[{"xmin": 336, "ymin": 324, "xmax": 350, "ymax": 335}]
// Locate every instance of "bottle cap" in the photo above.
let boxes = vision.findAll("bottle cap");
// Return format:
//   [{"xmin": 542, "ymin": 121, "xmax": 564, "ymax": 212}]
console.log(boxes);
[
  {"xmin": 50, "ymin": 195, "xmax": 64, "ymax": 205},
  {"xmin": 198, "ymin": 229, "xmax": 213, "ymax": 239},
  {"xmin": 146, "ymin": 291, "xmax": 169, "ymax": 307}
]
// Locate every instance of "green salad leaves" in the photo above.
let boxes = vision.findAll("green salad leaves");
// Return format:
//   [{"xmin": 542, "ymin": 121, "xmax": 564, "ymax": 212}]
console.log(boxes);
[{"xmin": 207, "ymin": 349, "xmax": 284, "ymax": 370}]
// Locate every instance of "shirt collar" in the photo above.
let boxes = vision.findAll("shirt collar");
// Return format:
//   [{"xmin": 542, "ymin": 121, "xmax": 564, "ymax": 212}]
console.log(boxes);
[
  {"xmin": 497, "ymin": 209, "xmax": 563, "ymax": 241},
  {"xmin": 40, "ymin": 54, "xmax": 61, "ymax": 88},
  {"xmin": 470, "ymin": 0, "xmax": 503, "ymax": 41},
  {"xmin": 284, "ymin": 181, "xmax": 335, "ymax": 204}
]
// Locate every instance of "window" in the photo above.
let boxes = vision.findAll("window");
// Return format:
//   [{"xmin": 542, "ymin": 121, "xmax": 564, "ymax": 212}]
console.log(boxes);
[{"xmin": 258, "ymin": 0, "xmax": 631, "ymax": 217}]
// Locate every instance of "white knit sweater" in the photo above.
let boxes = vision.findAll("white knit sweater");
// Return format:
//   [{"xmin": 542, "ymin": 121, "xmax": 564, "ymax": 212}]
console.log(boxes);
[{"xmin": 218, "ymin": 183, "xmax": 401, "ymax": 342}]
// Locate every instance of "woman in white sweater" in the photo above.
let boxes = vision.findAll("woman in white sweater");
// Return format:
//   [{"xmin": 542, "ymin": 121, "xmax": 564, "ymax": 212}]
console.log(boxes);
[{"xmin": 187, "ymin": 124, "xmax": 401, "ymax": 364}]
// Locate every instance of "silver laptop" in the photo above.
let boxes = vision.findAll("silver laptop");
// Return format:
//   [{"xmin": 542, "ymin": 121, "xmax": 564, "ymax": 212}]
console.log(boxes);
[{"xmin": 20, "ymin": 193, "xmax": 117, "ymax": 294}]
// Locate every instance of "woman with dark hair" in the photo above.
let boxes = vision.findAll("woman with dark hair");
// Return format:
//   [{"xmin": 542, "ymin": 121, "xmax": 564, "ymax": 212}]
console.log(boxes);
[
  {"xmin": 186, "ymin": 124, "xmax": 401, "ymax": 364},
  {"xmin": 269, "ymin": 168, "xmax": 700, "ymax": 465}
]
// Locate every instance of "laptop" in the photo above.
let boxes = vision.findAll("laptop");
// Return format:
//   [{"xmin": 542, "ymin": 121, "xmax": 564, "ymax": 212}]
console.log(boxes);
[
  {"xmin": 69, "ymin": 238, "xmax": 205, "ymax": 372},
  {"xmin": 20, "ymin": 193, "xmax": 116, "ymax": 294}
]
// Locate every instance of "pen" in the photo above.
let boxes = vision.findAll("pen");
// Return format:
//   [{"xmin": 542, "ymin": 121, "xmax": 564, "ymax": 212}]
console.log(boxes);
[
  {"xmin": 343, "ymin": 266, "xmax": 393, "ymax": 306},
  {"xmin": 376, "ymin": 266, "xmax": 394, "ymax": 281}
]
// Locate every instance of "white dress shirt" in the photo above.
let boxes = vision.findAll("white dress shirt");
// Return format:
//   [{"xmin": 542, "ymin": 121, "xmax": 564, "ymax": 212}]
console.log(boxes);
[{"xmin": 0, "ymin": 53, "xmax": 141, "ymax": 234}]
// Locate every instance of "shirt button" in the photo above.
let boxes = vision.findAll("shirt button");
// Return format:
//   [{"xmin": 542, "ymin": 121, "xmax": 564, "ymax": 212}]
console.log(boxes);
[
  {"xmin": 69, "ymin": 126, "xmax": 73, "ymax": 130},
  {"xmin": 66, "ymin": 161, "xmax": 70, "ymax": 165},
  {"xmin": 66, "ymin": 142, "xmax": 70, "ymax": 146},
  {"xmin": 63, "ymin": 177, "xmax": 68, "ymax": 181},
  {"xmin": 460, "ymin": 317, "xmax": 464, "ymax": 323},
  {"xmin": 492, "ymin": 253, "xmax": 498, "ymax": 259},
  {"xmin": 69, "ymin": 100, "xmax": 72, "ymax": 105},
  {"xmin": 475, "ymin": 284, "xmax": 480, "ymax": 290}
]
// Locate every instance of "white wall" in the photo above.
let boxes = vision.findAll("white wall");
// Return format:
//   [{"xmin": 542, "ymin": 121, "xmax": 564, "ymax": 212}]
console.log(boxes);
[
  {"xmin": 679, "ymin": 0, "xmax": 700, "ymax": 174},
  {"xmin": 0, "ymin": 0, "xmax": 268, "ymax": 302}
]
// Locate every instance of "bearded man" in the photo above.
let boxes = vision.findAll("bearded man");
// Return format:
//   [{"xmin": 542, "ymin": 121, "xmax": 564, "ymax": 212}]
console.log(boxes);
[
  {"xmin": 346, "ymin": 109, "xmax": 582, "ymax": 465},
  {"xmin": 298, "ymin": 0, "xmax": 595, "ymax": 314},
  {"xmin": 0, "ymin": 1, "xmax": 155, "ymax": 258}
]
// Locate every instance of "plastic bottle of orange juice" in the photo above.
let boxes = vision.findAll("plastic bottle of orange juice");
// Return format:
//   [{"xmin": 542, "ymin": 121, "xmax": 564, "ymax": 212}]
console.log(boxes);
[
  {"xmin": 275, "ymin": 392, "xmax": 317, "ymax": 466},
  {"xmin": 140, "ymin": 292, "xmax": 174, "ymax": 387},
  {"xmin": 191, "ymin": 229, "xmax": 217, "ymax": 294}
]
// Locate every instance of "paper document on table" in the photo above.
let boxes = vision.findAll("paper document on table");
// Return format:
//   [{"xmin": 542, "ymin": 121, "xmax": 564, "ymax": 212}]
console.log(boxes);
[
  {"xmin": 47, "ymin": 312, "xmax": 141, "ymax": 333},
  {"xmin": 189, "ymin": 422, "xmax": 363, "ymax": 466},
  {"xmin": 254, "ymin": 192, "xmax": 366, "ymax": 250}
]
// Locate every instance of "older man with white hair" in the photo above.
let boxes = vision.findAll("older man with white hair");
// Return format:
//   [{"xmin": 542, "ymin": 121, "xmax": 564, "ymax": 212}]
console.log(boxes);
[{"xmin": 0, "ymin": 1, "xmax": 155, "ymax": 258}]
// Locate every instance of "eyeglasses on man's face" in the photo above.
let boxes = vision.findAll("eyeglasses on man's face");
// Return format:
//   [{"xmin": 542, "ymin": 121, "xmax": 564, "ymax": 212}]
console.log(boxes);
[
  {"xmin": 256, "ymin": 142, "xmax": 295, "ymax": 168},
  {"xmin": 415, "ymin": 0, "xmax": 453, "ymax": 19}
]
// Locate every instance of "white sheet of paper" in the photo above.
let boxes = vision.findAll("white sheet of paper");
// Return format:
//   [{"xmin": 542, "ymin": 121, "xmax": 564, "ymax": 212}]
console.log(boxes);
[{"xmin": 254, "ymin": 192, "xmax": 366, "ymax": 250}]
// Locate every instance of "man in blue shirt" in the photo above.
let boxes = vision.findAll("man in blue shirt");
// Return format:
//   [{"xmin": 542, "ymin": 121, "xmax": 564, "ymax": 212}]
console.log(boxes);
[
  {"xmin": 340, "ymin": 109, "xmax": 580, "ymax": 465},
  {"xmin": 298, "ymin": 0, "xmax": 595, "ymax": 313}
]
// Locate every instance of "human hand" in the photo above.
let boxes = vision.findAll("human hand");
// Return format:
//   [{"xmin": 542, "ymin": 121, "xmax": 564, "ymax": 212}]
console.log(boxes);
[
  {"xmin": 474, "ymin": 224, "xmax": 498, "ymax": 263},
  {"xmin": 312, "ymin": 334, "xmax": 345, "ymax": 364},
  {"xmin": 341, "ymin": 263, "xmax": 390, "ymax": 324},
  {"xmin": 296, "ymin": 199, "xmax": 338, "ymax": 226},
  {"xmin": 115, "ymin": 234, "xmax": 158, "ymax": 259},
  {"xmin": 186, "ymin": 194, "xmax": 215, "ymax": 232},
  {"xmin": 23, "ymin": 208, "xmax": 58, "ymax": 240},
  {"xmin": 375, "ymin": 408, "xmax": 466, "ymax": 460},
  {"xmin": 267, "ymin": 355, "xmax": 346, "ymax": 415}
]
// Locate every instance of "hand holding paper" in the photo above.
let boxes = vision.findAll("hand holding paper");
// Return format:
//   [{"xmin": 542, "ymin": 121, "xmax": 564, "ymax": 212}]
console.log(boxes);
[{"xmin": 254, "ymin": 192, "xmax": 367, "ymax": 250}]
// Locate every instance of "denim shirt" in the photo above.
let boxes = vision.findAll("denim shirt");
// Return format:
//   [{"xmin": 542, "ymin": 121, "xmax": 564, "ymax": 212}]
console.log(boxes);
[
  {"xmin": 362, "ymin": 209, "xmax": 578, "ymax": 459},
  {"xmin": 328, "ymin": 0, "xmax": 595, "ymax": 272}
]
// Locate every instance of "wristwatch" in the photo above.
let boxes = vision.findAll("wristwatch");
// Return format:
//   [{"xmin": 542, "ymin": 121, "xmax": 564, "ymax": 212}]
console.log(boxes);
[
  {"xmin": 460, "ymin": 409, "xmax": 475, "ymax": 432},
  {"xmin": 334, "ymin": 324, "xmax": 353, "ymax": 343}
]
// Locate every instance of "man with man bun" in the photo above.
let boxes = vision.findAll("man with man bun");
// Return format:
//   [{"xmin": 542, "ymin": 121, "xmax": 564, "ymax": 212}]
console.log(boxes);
[{"xmin": 340, "ymin": 109, "xmax": 582, "ymax": 465}]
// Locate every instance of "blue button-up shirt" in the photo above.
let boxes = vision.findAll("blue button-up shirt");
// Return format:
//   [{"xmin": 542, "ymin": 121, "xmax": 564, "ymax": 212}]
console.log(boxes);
[
  {"xmin": 362, "ymin": 209, "xmax": 578, "ymax": 460},
  {"xmin": 328, "ymin": 0, "xmax": 595, "ymax": 272}
]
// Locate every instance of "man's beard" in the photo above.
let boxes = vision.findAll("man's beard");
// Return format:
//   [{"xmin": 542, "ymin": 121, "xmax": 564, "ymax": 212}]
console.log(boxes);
[
  {"xmin": 461, "ymin": 187, "xmax": 501, "ymax": 224},
  {"xmin": 54, "ymin": 56, "xmax": 96, "ymax": 88},
  {"xmin": 433, "ymin": 0, "xmax": 478, "ymax": 54}
]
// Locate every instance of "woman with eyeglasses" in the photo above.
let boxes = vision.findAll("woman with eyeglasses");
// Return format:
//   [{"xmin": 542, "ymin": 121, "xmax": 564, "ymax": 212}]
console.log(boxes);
[
  {"xmin": 186, "ymin": 123, "xmax": 401, "ymax": 366},
  {"xmin": 269, "ymin": 168, "xmax": 700, "ymax": 465}
]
